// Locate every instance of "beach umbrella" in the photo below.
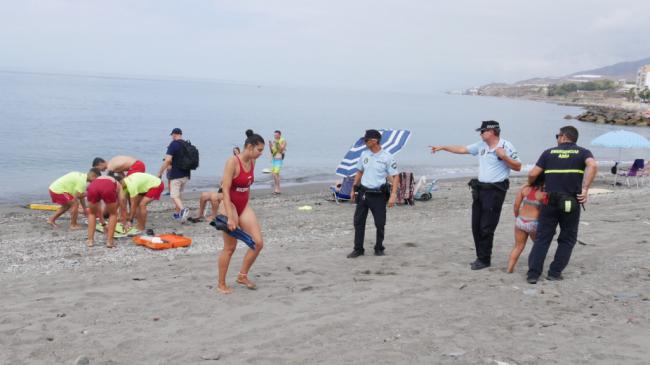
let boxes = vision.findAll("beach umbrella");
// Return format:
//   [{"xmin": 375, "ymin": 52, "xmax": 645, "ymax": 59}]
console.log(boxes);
[
  {"xmin": 590, "ymin": 129, "xmax": 650, "ymax": 162},
  {"xmin": 335, "ymin": 129, "xmax": 411, "ymax": 177}
]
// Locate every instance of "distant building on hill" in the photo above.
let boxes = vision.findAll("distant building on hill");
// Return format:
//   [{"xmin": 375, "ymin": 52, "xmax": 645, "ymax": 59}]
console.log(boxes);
[{"xmin": 637, "ymin": 65, "xmax": 650, "ymax": 90}]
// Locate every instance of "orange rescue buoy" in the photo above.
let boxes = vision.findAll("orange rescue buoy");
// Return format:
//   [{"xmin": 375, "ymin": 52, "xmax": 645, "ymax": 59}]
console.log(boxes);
[{"xmin": 132, "ymin": 234, "xmax": 192, "ymax": 250}]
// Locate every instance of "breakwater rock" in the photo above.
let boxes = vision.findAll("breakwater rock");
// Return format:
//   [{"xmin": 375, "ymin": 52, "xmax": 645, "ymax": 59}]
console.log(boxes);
[{"xmin": 576, "ymin": 107, "xmax": 650, "ymax": 127}]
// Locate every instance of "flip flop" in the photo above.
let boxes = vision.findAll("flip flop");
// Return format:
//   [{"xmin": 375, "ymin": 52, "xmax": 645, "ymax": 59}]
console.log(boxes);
[{"xmin": 210, "ymin": 215, "xmax": 256, "ymax": 250}]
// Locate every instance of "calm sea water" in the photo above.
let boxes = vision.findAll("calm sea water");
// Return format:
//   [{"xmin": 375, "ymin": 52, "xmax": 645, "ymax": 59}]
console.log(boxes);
[{"xmin": 2, "ymin": 71, "xmax": 649, "ymax": 203}]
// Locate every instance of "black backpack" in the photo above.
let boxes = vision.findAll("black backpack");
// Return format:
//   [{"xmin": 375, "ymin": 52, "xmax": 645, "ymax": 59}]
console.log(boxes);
[{"xmin": 176, "ymin": 140, "xmax": 199, "ymax": 170}]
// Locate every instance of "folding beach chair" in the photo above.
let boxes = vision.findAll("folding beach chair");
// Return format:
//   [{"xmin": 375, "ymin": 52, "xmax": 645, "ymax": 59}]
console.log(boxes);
[
  {"xmin": 330, "ymin": 176, "xmax": 355, "ymax": 204},
  {"xmin": 414, "ymin": 175, "xmax": 439, "ymax": 201},
  {"xmin": 617, "ymin": 159, "xmax": 645, "ymax": 188}
]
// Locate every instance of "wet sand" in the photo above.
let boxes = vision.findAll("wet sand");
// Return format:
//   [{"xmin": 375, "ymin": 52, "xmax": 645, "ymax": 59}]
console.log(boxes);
[{"xmin": 1, "ymin": 177, "xmax": 648, "ymax": 364}]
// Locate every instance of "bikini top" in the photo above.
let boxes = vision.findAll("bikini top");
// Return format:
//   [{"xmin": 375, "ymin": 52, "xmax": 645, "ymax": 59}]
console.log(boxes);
[{"xmin": 522, "ymin": 187, "xmax": 547, "ymax": 207}]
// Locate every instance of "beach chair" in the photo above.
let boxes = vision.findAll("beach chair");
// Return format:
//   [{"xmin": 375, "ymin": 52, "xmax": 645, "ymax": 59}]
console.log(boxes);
[
  {"xmin": 414, "ymin": 176, "xmax": 438, "ymax": 201},
  {"xmin": 330, "ymin": 176, "xmax": 355, "ymax": 204},
  {"xmin": 617, "ymin": 159, "xmax": 644, "ymax": 188}
]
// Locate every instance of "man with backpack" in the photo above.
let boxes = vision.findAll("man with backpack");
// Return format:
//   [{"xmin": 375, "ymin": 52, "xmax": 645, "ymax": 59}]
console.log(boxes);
[{"xmin": 158, "ymin": 128, "xmax": 199, "ymax": 222}]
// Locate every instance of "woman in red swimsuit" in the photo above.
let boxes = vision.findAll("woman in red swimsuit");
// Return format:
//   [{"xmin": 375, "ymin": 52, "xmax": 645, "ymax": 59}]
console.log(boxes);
[{"xmin": 217, "ymin": 129, "xmax": 265, "ymax": 294}]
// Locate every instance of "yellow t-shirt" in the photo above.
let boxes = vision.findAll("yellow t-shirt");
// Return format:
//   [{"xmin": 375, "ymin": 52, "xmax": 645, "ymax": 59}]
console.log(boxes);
[
  {"xmin": 49, "ymin": 172, "xmax": 87, "ymax": 195},
  {"xmin": 124, "ymin": 173, "xmax": 161, "ymax": 196}
]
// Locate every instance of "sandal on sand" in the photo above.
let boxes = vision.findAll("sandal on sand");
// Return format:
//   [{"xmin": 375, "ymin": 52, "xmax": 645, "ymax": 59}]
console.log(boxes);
[{"xmin": 236, "ymin": 273, "xmax": 257, "ymax": 290}]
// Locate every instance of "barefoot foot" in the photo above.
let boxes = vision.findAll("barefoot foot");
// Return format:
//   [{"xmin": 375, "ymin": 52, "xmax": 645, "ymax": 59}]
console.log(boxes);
[
  {"xmin": 69, "ymin": 225, "xmax": 82, "ymax": 231},
  {"xmin": 236, "ymin": 273, "xmax": 257, "ymax": 290},
  {"xmin": 47, "ymin": 219, "xmax": 59, "ymax": 229},
  {"xmin": 86, "ymin": 240, "xmax": 94, "ymax": 247},
  {"xmin": 217, "ymin": 284, "xmax": 233, "ymax": 294}
]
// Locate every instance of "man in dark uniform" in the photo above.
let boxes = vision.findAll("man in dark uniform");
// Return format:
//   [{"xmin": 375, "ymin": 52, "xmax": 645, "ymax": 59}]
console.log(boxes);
[
  {"xmin": 348, "ymin": 129, "xmax": 399, "ymax": 258},
  {"xmin": 526, "ymin": 126, "xmax": 597, "ymax": 284}
]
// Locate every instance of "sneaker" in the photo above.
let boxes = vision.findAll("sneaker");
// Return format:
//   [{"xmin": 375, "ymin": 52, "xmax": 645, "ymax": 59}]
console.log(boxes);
[
  {"xmin": 180, "ymin": 208, "xmax": 190, "ymax": 223},
  {"xmin": 172, "ymin": 212, "xmax": 181, "ymax": 221},
  {"xmin": 526, "ymin": 276, "xmax": 538, "ymax": 284},
  {"xmin": 346, "ymin": 250, "xmax": 364, "ymax": 258}
]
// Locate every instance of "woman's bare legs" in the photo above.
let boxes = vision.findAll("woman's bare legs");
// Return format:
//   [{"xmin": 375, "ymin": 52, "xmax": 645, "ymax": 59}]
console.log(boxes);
[
  {"xmin": 217, "ymin": 202, "xmax": 239, "ymax": 294},
  {"xmin": 236, "ymin": 205, "xmax": 264, "ymax": 289},
  {"xmin": 508, "ymin": 227, "xmax": 530, "ymax": 273}
]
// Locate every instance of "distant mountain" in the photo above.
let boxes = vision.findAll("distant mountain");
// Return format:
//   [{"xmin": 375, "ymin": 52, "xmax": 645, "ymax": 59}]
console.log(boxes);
[
  {"xmin": 568, "ymin": 57, "xmax": 650, "ymax": 81},
  {"xmin": 511, "ymin": 57, "xmax": 650, "ymax": 86}
]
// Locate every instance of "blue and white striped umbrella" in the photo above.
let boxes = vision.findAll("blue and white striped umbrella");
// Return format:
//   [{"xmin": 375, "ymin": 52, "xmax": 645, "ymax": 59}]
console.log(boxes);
[{"xmin": 335, "ymin": 129, "xmax": 411, "ymax": 177}]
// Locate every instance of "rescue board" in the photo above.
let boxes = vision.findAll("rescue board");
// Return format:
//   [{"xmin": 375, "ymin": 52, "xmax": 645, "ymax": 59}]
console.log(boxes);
[
  {"xmin": 132, "ymin": 234, "xmax": 192, "ymax": 250},
  {"xmin": 25, "ymin": 203, "xmax": 61, "ymax": 211}
]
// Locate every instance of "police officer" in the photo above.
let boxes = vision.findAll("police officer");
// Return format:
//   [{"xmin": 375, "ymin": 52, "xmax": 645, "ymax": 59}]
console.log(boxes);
[
  {"xmin": 431, "ymin": 120, "xmax": 521, "ymax": 270},
  {"xmin": 526, "ymin": 126, "xmax": 597, "ymax": 284},
  {"xmin": 348, "ymin": 129, "xmax": 399, "ymax": 258}
]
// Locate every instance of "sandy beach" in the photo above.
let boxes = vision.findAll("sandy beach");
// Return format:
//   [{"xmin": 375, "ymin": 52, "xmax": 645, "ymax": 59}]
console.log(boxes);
[{"xmin": 1, "ymin": 177, "xmax": 649, "ymax": 364}]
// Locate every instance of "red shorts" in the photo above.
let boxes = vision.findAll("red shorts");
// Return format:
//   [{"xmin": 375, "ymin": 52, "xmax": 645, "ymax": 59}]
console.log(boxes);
[
  {"xmin": 127, "ymin": 160, "xmax": 146, "ymax": 176},
  {"xmin": 86, "ymin": 179, "xmax": 118, "ymax": 204},
  {"xmin": 49, "ymin": 190, "xmax": 75, "ymax": 206},
  {"xmin": 144, "ymin": 182, "xmax": 164, "ymax": 200}
]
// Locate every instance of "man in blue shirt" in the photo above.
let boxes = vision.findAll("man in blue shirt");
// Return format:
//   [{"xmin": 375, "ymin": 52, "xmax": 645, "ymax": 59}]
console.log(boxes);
[
  {"xmin": 431, "ymin": 120, "xmax": 521, "ymax": 270},
  {"xmin": 158, "ymin": 128, "xmax": 191, "ymax": 222},
  {"xmin": 348, "ymin": 129, "xmax": 400, "ymax": 258}
]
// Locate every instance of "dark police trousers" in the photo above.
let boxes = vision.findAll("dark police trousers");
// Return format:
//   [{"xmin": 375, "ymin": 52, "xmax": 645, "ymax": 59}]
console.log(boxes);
[
  {"xmin": 471, "ymin": 182, "xmax": 507, "ymax": 264},
  {"xmin": 527, "ymin": 194, "xmax": 580, "ymax": 278},
  {"xmin": 353, "ymin": 190, "xmax": 387, "ymax": 253}
]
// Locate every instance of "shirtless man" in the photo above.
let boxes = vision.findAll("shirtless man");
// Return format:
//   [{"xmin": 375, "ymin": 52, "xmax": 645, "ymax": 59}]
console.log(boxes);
[{"xmin": 107, "ymin": 155, "xmax": 146, "ymax": 176}]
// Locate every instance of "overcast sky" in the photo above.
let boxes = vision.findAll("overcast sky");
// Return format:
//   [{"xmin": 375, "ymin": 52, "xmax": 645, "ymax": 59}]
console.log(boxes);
[{"xmin": 1, "ymin": 0, "xmax": 649, "ymax": 92}]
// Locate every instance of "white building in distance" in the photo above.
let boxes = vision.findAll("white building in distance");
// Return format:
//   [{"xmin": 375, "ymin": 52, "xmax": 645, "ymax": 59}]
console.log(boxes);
[{"xmin": 637, "ymin": 65, "xmax": 650, "ymax": 90}]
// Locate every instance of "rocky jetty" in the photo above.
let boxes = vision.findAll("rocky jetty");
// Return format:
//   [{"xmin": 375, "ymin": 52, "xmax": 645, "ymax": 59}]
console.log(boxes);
[{"xmin": 575, "ymin": 107, "xmax": 650, "ymax": 126}]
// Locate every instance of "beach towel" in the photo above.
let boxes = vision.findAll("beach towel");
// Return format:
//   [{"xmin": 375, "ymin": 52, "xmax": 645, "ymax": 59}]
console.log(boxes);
[{"xmin": 396, "ymin": 172, "xmax": 415, "ymax": 205}]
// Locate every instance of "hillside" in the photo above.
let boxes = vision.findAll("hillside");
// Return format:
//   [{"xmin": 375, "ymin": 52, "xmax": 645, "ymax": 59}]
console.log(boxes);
[{"xmin": 568, "ymin": 57, "xmax": 650, "ymax": 81}]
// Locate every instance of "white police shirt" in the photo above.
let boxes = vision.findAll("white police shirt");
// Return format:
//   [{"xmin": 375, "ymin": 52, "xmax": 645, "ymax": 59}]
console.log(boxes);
[
  {"xmin": 357, "ymin": 149, "xmax": 398, "ymax": 189},
  {"xmin": 466, "ymin": 139, "xmax": 519, "ymax": 183}
]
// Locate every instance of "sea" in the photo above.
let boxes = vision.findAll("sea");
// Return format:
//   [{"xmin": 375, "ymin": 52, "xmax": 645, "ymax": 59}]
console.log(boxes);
[{"xmin": 2, "ymin": 71, "xmax": 649, "ymax": 204}]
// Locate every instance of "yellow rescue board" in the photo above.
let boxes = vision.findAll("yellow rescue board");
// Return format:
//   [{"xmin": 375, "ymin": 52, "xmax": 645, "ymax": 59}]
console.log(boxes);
[{"xmin": 26, "ymin": 203, "xmax": 61, "ymax": 211}]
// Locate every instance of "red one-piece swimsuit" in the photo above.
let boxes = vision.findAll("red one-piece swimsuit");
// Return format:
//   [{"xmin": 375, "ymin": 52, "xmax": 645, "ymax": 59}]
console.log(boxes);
[{"xmin": 229, "ymin": 155, "xmax": 255, "ymax": 215}]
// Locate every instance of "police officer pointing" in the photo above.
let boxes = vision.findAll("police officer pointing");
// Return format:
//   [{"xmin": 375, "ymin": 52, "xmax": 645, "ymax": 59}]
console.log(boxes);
[
  {"xmin": 348, "ymin": 129, "xmax": 399, "ymax": 258},
  {"xmin": 431, "ymin": 120, "xmax": 522, "ymax": 270},
  {"xmin": 526, "ymin": 126, "xmax": 597, "ymax": 284}
]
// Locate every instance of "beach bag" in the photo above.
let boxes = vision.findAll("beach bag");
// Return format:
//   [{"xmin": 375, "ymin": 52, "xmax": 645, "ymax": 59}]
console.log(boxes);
[
  {"xmin": 177, "ymin": 140, "xmax": 200, "ymax": 170},
  {"xmin": 396, "ymin": 172, "xmax": 415, "ymax": 205}
]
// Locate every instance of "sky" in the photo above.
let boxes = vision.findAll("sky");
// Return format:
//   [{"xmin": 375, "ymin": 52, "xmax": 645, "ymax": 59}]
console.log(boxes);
[{"xmin": 1, "ymin": 0, "xmax": 649, "ymax": 92}]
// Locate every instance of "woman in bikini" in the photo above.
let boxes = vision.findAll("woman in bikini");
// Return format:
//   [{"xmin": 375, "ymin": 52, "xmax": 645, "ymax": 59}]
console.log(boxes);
[
  {"xmin": 507, "ymin": 174, "xmax": 547, "ymax": 273},
  {"xmin": 217, "ymin": 130, "xmax": 265, "ymax": 294}
]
